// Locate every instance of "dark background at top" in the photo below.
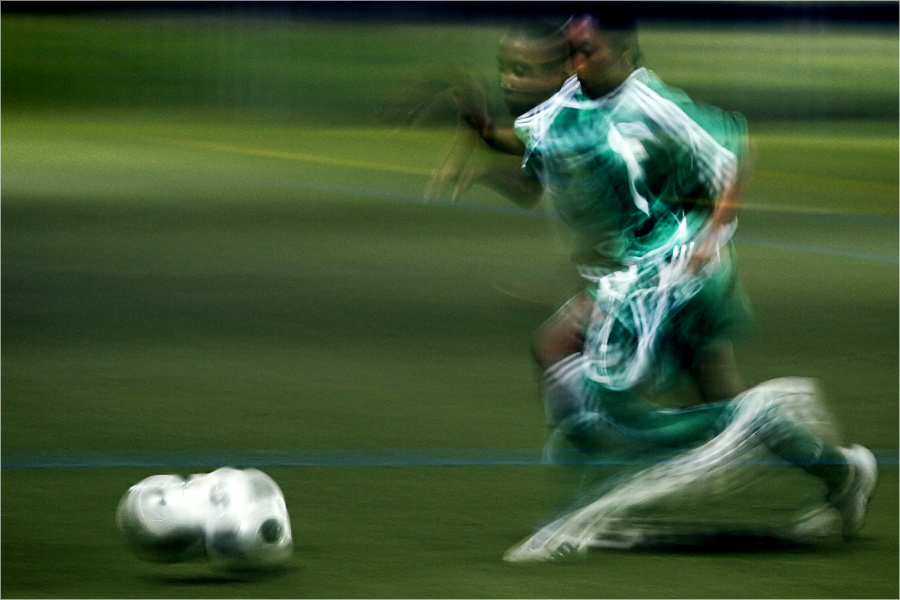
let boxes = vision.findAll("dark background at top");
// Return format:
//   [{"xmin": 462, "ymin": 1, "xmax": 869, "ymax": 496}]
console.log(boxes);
[{"xmin": 3, "ymin": 1, "xmax": 898, "ymax": 25}]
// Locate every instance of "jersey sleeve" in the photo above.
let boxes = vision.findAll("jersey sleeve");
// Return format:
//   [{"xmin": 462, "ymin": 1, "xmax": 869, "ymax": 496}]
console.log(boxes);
[
  {"xmin": 666, "ymin": 105, "xmax": 748, "ymax": 202},
  {"xmin": 514, "ymin": 116, "xmax": 541, "ymax": 180},
  {"xmin": 635, "ymin": 82, "xmax": 747, "ymax": 203}
]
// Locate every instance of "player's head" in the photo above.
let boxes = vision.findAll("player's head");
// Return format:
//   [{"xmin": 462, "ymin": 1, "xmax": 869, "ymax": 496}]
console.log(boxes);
[
  {"xmin": 498, "ymin": 21, "xmax": 571, "ymax": 116},
  {"xmin": 564, "ymin": 9, "xmax": 641, "ymax": 99}
]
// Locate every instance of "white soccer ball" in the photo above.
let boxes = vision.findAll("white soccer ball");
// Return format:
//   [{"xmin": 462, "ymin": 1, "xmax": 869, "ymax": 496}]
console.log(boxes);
[
  {"xmin": 115, "ymin": 473, "xmax": 207, "ymax": 563},
  {"xmin": 203, "ymin": 467, "xmax": 293, "ymax": 570},
  {"xmin": 116, "ymin": 467, "xmax": 293, "ymax": 570}
]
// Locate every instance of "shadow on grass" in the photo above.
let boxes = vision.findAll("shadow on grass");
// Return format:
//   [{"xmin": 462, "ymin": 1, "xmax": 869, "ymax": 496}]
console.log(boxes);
[
  {"xmin": 625, "ymin": 531, "xmax": 813, "ymax": 554},
  {"xmin": 143, "ymin": 564, "xmax": 297, "ymax": 586},
  {"xmin": 594, "ymin": 526, "xmax": 847, "ymax": 556}
]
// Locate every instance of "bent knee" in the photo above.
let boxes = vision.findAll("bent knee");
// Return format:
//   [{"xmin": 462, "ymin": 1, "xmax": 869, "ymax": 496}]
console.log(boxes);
[
  {"xmin": 532, "ymin": 323, "xmax": 583, "ymax": 370},
  {"xmin": 532, "ymin": 292, "xmax": 592, "ymax": 369}
]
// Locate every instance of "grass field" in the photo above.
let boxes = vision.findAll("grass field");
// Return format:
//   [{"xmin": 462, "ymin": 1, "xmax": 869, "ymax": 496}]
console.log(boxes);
[{"xmin": 2, "ymin": 11, "xmax": 898, "ymax": 598}]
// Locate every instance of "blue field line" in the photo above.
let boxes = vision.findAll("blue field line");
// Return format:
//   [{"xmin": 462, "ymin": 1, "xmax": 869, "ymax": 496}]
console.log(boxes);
[{"xmin": 2, "ymin": 448, "xmax": 898, "ymax": 469}]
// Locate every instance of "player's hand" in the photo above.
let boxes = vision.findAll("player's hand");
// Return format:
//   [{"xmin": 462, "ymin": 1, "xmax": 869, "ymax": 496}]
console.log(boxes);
[
  {"xmin": 687, "ymin": 236, "xmax": 716, "ymax": 274},
  {"xmin": 424, "ymin": 125, "xmax": 481, "ymax": 202},
  {"xmin": 687, "ymin": 221, "xmax": 736, "ymax": 274},
  {"xmin": 444, "ymin": 70, "xmax": 491, "ymax": 138},
  {"xmin": 378, "ymin": 78, "xmax": 455, "ymax": 128},
  {"xmin": 378, "ymin": 64, "xmax": 490, "ymax": 134}
]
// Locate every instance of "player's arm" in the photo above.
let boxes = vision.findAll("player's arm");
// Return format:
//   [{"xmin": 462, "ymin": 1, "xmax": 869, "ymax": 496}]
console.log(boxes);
[
  {"xmin": 428, "ymin": 111, "xmax": 541, "ymax": 206},
  {"xmin": 463, "ymin": 115, "xmax": 527, "ymax": 156},
  {"xmin": 685, "ymin": 111, "xmax": 752, "ymax": 272},
  {"xmin": 688, "ymin": 183, "xmax": 742, "ymax": 272},
  {"xmin": 425, "ymin": 127, "xmax": 540, "ymax": 206},
  {"xmin": 710, "ymin": 112, "xmax": 751, "ymax": 224},
  {"xmin": 447, "ymin": 76, "xmax": 527, "ymax": 156},
  {"xmin": 470, "ymin": 157, "xmax": 543, "ymax": 207}
]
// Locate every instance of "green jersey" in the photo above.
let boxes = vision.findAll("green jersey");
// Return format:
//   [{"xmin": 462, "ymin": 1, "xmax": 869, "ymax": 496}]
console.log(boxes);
[
  {"xmin": 516, "ymin": 69, "xmax": 751, "ymax": 394},
  {"xmin": 514, "ymin": 68, "xmax": 748, "ymax": 271}
]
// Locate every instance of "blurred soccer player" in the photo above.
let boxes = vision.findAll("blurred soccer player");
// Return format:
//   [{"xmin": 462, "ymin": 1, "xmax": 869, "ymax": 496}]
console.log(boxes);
[
  {"xmin": 433, "ymin": 21, "xmax": 747, "ymax": 407},
  {"xmin": 433, "ymin": 10, "xmax": 877, "ymax": 561},
  {"xmin": 421, "ymin": 21, "xmax": 571, "ymax": 203}
]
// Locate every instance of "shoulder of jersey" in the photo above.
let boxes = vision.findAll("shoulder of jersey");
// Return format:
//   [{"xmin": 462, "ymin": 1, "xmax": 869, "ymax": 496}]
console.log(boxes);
[{"xmin": 515, "ymin": 75, "xmax": 581, "ymax": 128}]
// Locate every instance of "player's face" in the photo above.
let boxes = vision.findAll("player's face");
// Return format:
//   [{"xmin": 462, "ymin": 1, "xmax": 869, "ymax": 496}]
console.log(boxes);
[
  {"xmin": 497, "ymin": 36, "xmax": 569, "ymax": 116},
  {"xmin": 566, "ymin": 18, "xmax": 631, "ymax": 98}
]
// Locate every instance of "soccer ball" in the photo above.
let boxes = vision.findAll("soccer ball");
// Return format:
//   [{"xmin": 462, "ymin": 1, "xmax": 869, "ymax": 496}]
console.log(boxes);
[{"xmin": 116, "ymin": 467, "xmax": 293, "ymax": 570}]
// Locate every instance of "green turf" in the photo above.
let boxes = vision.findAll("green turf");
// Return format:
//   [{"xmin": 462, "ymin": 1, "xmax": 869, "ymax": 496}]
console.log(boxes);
[
  {"xmin": 1, "ymin": 467, "xmax": 897, "ymax": 598},
  {"xmin": 2, "ymin": 12, "xmax": 898, "ymax": 599}
]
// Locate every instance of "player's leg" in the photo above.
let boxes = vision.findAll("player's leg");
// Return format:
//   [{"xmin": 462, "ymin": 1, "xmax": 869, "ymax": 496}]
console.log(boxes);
[
  {"xmin": 690, "ymin": 340, "xmax": 744, "ymax": 403},
  {"xmin": 536, "ymin": 251, "xmax": 746, "ymax": 451},
  {"xmin": 599, "ymin": 378, "xmax": 878, "ymax": 540},
  {"xmin": 504, "ymin": 391, "xmax": 760, "ymax": 562},
  {"xmin": 738, "ymin": 379, "xmax": 878, "ymax": 539},
  {"xmin": 665, "ymin": 255, "xmax": 877, "ymax": 538},
  {"xmin": 531, "ymin": 289, "xmax": 591, "ymax": 370},
  {"xmin": 505, "ymin": 378, "xmax": 877, "ymax": 561},
  {"xmin": 536, "ymin": 285, "xmax": 734, "ymax": 455},
  {"xmin": 606, "ymin": 377, "xmax": 878, "ymax": 542},
  {"xmin": 532, "ymin": 290, "xmax": 606, "ymax": 456},
  {"xmin": 676, "ymin": 244, "xmax": 752, "ymax": 403}
]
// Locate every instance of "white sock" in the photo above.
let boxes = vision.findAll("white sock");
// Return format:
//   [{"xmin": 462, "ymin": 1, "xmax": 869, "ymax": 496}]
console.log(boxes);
[{"xmin": 541, "ymin": 353, "xmax": 591, "ymax": 425}]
